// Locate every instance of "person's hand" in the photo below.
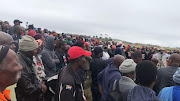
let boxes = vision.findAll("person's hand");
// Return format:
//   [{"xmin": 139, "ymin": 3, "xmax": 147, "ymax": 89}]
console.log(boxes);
[
  {"xmin": 53, "ymin": 59, "xmax": 56, "ymax": 63},
  {"xmin": 98, "ymin": 84, "xmax": 103, "ymax": 95},
  {"xmin": 41, "ymin": 84, "xmax": 47, "ymax": 93}
]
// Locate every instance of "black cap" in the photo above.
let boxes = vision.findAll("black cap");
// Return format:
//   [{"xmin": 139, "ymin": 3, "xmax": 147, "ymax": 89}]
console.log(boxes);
[{"xmin": 14, "ymin": 19, "xmax": 22, "ymax": 24}]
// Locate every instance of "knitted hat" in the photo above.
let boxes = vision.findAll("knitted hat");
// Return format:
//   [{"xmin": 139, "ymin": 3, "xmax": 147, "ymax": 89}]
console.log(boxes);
[
  {"xmin": 173, "ymin": 67, "xmax": 180, "ymax": 84},
  {"xmin": 119, "ymin": 59, "xmax": 136, "ymax": 73},
  {"xmin": 19, "ymin": 35, "xmax": 38, "ymax": 51}
]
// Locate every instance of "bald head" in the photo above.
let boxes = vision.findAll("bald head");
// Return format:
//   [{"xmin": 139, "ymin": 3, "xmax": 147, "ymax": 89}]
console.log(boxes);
[
  {"xmin": 14, "ymin": 25, "xmax": 22, "ymax": 36},
  {"xmin": 0, "ymin": 32, "xmax": 16, "ymax": 50},
  {"xmin": 168, "ymin": 53, "xmax": 180, "ymax": 67},
  {"xmin": 151, "ymin": 57, "xmax": 158, "ymax": 66},
  {"xmin": 113, "ymin": 55, "xmax": 125, "ymax": 68}
]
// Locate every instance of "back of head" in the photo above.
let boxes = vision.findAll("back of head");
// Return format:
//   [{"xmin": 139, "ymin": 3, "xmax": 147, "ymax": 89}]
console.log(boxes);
[
  {"xmin": 73, "ymin": 40, "xmax": 84, "ymax": 48},
  {"xmin": 113, "ymin": 55, "xmax": 125, "ymax": 68},
  {"xmin": 168, "ymin": 53, "xmax": 180, "ymax": 67},
  {"xmin": 0, "ymin": 32, "xmax": 13, "ymax": 45},
  {"xmin": 115, "ymin": 47, "xmax": 122, "ymax": 55},
  {"xmin": 131, "ymin": 51, "xmax": 142, "ymax": 63},
  {"xmin": 131, "ymin": 51, "xmax": 142, "ymax": 59},
  {"xmin": 136, "ymin": 60, "xmax": 157, "ymax": 87},
  {"xmin": 94, "ymin": 47, "xmax": 103, "ymax": 56},
  {"xmin": 151, "ymin": 57, "xmax": 158, "ymax": 66}
]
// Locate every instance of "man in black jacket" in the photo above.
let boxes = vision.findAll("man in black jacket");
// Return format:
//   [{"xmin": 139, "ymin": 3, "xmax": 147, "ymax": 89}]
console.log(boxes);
[
  {"xmin": 56, "ymin": 46, "xmax": 91, "ymax": 101},
  {"xmin": 15, "ymin": 35, "xmax": 47, "ymax": 101},
  {"xmin": 90, "ymin": 47, "xmax": 108, "ymax": 101},
  {"xmin": 8, "ymin": 19, "xmax": 22, "ymax": 35}
]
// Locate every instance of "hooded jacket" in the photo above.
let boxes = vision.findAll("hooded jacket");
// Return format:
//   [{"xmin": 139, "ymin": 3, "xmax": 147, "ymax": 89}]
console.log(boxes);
[
  {"xmin": 97, "ymin": 63, "xmax": 121, "ymax": 101},
  {"xmin": 41, "ymin": 35, "xmax": 59, "ymax": 79}
]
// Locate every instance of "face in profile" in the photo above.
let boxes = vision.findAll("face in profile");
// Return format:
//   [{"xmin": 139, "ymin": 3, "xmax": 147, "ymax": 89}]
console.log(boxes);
[
  {"xmin": 79, "ymin": 56, "xmax": 86, "ymax": 68},
  {"xmin": 0, "ymin": 49, "xmax": 23, "ymax": 86}
]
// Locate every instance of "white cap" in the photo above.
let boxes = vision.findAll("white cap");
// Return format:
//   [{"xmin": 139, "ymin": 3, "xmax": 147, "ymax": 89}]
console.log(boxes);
[{"xmin": 119, "ymin": 59, "xmax": 136, "ymax": 73}]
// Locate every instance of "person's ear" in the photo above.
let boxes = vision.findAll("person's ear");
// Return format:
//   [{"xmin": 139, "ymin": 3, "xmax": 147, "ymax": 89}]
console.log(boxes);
[
  {"xmin": 167, "ymin": 59, "xmax": 172, "ymax": 66},
  {"xmin": 78, "ymin": 58, "xmax": 81, "ymax": 63}
]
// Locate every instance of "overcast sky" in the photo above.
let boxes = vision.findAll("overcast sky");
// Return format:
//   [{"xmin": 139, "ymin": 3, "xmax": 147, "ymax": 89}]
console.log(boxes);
[{"xmin": 1, "ymin": 0, "xmax": 180, "ymax": 47}]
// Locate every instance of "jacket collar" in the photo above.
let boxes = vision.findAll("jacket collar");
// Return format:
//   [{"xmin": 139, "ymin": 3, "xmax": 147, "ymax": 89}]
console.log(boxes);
[
  {"xmin": 67, "ymin": 65, "xmax": 81, "ymax": 85},
  {"xmin": 121, "ymin": 76, "xmax": 135, "ymax": 83},
  {"xmin": 18, "ymin": 52, "xmax": 34, "ymax": 66}
]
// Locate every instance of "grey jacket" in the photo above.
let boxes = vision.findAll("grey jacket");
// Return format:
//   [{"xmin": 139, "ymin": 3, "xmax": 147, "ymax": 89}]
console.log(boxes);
[
  {"xmin": 41, "ymin": 35, "xmax": 60, "ymax": 79},
  {"xmin": 153, "ymin": 66, "xmax": 179, "ymax": 94},
  {"xmin": 113, "ymin": 76, "xmax": 136, "ymax": 101}
]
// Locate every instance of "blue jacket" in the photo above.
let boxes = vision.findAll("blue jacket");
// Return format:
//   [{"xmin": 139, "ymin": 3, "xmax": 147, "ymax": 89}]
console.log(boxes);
[
  {"xmin": 97, "ymin": 63, "xmax": 121, "ymax": 101},
  {"xmin": 158, "ymin": 86, "xmax": 173, "ymax": 101}
]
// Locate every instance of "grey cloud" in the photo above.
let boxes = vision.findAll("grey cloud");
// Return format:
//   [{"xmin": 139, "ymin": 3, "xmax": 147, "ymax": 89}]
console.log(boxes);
[{"xmin": 1, "ymin": 0, "xmax": 180, "ymax": 47}]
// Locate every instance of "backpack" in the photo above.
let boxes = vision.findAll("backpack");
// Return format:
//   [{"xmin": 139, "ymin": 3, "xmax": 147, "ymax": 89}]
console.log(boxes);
[
  {"xmin": 106, "ymin": 79, "xmax": 122, "ymax": 101},
  {"xmin": 46, "ymin": 68, "xmax": 64, "ymax": 101}
]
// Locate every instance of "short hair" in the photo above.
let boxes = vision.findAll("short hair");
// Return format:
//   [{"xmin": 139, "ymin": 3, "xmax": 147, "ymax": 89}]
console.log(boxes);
[
  {"xmin": 131, "ymin": 51, "xmax": 142, "ymax": 59},
  {"xmin": 94, "ymin": 47, "xmax": 103, "ymax": 56},
  {"xmin": 73, "ymin": 40, "xmax": 84, "ymax": 48},
  {"xmin": 136, "ymin": 60, "xmax": 157, "ymax": 86}
]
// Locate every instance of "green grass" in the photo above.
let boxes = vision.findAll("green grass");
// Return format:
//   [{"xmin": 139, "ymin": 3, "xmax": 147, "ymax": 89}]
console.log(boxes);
[
  {"xmin": 84, "ymin": 79, "xmax": 92, "ymax": 101},
  {"xmin": 84, "ymin": 72, "xmax": 93, "ymax": 101}
]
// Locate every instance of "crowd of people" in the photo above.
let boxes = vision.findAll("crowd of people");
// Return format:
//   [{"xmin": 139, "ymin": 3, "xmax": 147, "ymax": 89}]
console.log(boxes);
[{"xmin": 0, "ymin": 19, "xmax": 180, "ymax": 101}]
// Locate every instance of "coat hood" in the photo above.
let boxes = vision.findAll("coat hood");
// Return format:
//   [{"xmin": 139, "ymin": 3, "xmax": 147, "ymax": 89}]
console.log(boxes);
[{"xmin": 45, "ymin": 35, "xmax": 55, "ymax": 51}]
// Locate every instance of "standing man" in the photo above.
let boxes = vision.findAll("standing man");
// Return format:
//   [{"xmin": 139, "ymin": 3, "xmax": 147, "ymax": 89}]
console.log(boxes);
[
  {"xmin": 127, "ymin": 61, "xmax": 159, "ymax": 101},
  {"xmin": 55, "ymin": 41, "xmax": 68, "ymax": 72},
  {"xmin": 41, "ymin": 35, "xmax": 59, "ymax": 79},
  {"xmin": 11, "ymin": 25, "xmax": 23, "ymax": 53},
  {"xmin": 0, "ymin": 32, "xmax": 17, "ymax": 100},
  {"xmin": 117, "ymin": 59, "xmax": 137, "ymax": 101},
  {"xmin": 27, "ymin": 25, "xmax": 36, "ymax": 37},
  {"xmin": 153, "ymin": 48, "xmax": 169, "ymax": 68},
  {"xmin": 9, "ymin": 19, "xmax": 22, "ymax": 35},
  {"xmin": 15, "ymin": 35, "xmax": 47, "ymax": 101},
  {"xmin": 97, "ymin": 55, "xmax": 125, "ymax": 101},
  {"xmin": 56, "ymin": 46, "xmax": 92, "ymax": 101},
  {"xmin": 90, "ymin": 47, "xmax": 108, "ymax": 101},
  {"xmin": 0, "ymin": 45, "xmax": 23, "ymax": 101},
  {"xmin": 154, "ymin": 53, "xmax": 180, "ymax": 94}
]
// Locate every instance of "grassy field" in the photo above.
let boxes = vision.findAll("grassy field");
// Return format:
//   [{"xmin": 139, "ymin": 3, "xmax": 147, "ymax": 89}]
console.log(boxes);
[{"xmin": 84, "ymin": 79, "xmax": 92, "ymax": 101}]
